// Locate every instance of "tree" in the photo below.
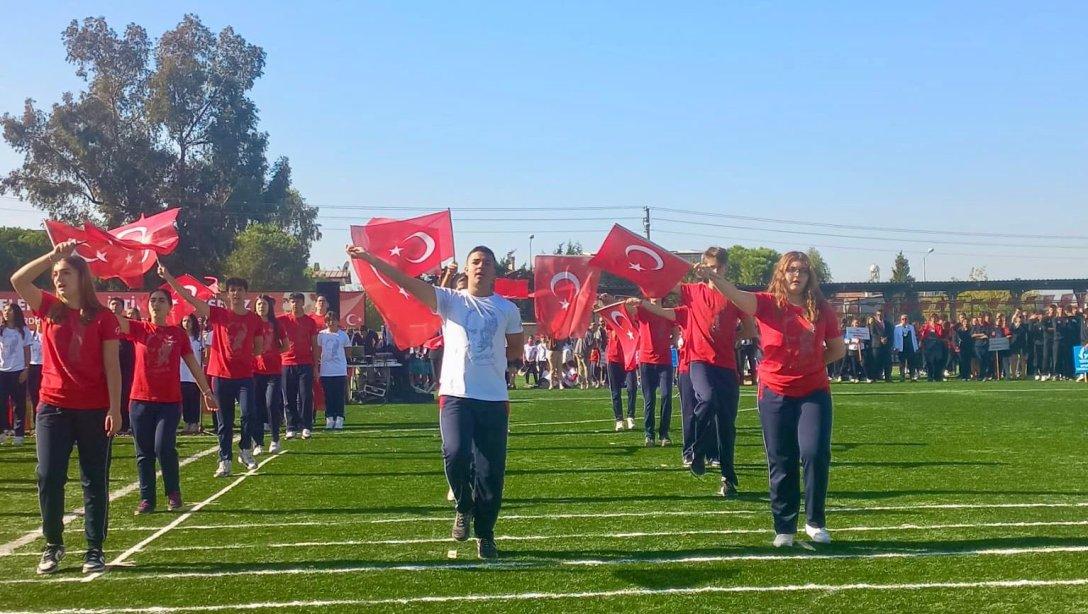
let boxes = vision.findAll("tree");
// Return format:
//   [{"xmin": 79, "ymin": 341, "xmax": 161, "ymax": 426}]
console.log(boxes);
[
  {"xmin": 0, "ymin": 227, "xmax": 52, "ymax": 286},
  {"xmin": 890, "ymin": 251, "xmax": 915, "ymax": 283},
  {"xmin": 724, "ymin": 245, "xmax": 780, "ymax": 287},
  {"xmin": 221, "ymin": 223, "xmax": 310, "ymax": 289},
  {"xmin": 806, "ymin": 247, "xmax": 832, "ymax": 282},
  {"xmin": 0, "ymin": 15, "xmax": 319, "ymax": 281},
  {"xmin": 552, "ymin": 240, "xmax": 584, "ymax": 256}
]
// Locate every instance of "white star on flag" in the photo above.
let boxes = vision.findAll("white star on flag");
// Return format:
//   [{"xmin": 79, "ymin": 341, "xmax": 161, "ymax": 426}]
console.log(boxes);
[
  {"xmin": 389, "ymin": 245, "xmax": 403, "ymax": 257},
  {"xmin": 628, "ymin": 262, "xmax": 644, "ymax": 272},
  {"xmin": 559, "ymin": 300, "xmax": 570, "ymax": 310},
  {"xmin": 96, "ymin": 250, "xmax": 108, "ymax": 262},
  {"xmin": 397, "ymin": 287, "xmax": 410, "ymax": 299},
  {"xmin": 626, "ymin": 331, "xmax": 635, "ymax": 339}
]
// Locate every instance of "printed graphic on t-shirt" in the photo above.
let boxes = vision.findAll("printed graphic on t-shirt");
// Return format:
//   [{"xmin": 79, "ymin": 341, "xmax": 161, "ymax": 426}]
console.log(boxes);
[
  {"xmin": 465, "ymin": 309, "xmax": 499, "ymax": 366},
  {"xmin": 65, "ymin": 328, "xmax": 85, "ymax": 366},
  {"xmin": 229, "ymin": 322, "xmax": 249, "ymax": 351},
  {"xmin": 151, "ymin": 333, "xmax": 176, "ymax": 368}
]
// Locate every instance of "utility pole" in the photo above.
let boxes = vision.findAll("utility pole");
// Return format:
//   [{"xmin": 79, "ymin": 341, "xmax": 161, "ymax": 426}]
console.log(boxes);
[{"xmin": 643, "ymin": 206, "xmax": 651, "ymax": 239}]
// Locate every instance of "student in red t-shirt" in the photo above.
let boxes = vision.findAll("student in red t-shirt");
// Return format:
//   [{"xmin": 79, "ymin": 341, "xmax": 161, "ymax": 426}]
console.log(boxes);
[
  {"xmin": 277, "ymin": 292, "xmax": 321, "ymax": 439},
  {"xmin": 309, "ymin": 295, "xmax": 330, "ymax": 416},
  {"xmin": 161, "ymin": 265, "xmax": 264, "ymax": 477},
  {"xmin": 118, "ymin": 289, "xmax": 217, "ymax": 515},
  {"xmin": 635, "ymin": 247, "xmax": 754, "ymax": 497},
  {"xmin": 624, "ymin": 298, "xmax": 676, "ymax": 446},
  {"xmin": 10, "ymin": 240, "xmax": 121, "ymax": 575},
  {"xmin": 698, "ymin": 250, "xmax": 845, "ymax": 548},
  {"xmin": 253, "ymin": 295, "xmax": 288, "ymax": 453},
  {"xmin": 599, "ymin": 297, "xmax": 638, "ymax": 431}
]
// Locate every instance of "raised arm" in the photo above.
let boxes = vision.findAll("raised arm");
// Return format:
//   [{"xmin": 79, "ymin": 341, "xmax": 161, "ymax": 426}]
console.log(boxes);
[
  {"xmin": 346, "ymin": 245, "xmax": 437, "ymax": 312},
  {"xmin": 626, "ymin": 297, "xmax": 677, "ymax": 322},
  {"xmin": 158, "ymin": 263, "xmax": 210, "ymax": 319},
  {"xmin": 693, "ymin": 263, "xmax": 757, "ymax": 316},
  {"xmin": 11, "ymin": 240, "xmax": 79, "ymax": 312}
]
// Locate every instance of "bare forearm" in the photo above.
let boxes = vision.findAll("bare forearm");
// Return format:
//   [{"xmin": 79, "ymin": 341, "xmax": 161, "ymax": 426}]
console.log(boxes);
[
  {"xmin": 11, "ymin": 252, "xmax": 54, "ymax": 311},
  {"xmin": 354, "ymin": 252, "xmax": 437, "ymax": 311},
  {"xmin": 635, "ymin": 299, "xmax": 676, "ymax": 322},
  {"xmin": 706, "ymin": 276, "xmax": 757, "ymax": 316}
]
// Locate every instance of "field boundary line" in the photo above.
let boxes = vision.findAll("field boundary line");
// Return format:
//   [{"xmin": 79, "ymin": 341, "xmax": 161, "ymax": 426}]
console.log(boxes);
[
  {"xmin": 4, "ymin": 544, "xmax": 1088, "ymax": 585},
  {"xmin": 101, "ymin": 500, "xmax": 1088, "ymax": 533},
  {"xmin": 0, "ymin": 442, "xmax": 220, "ymax": 557},
  {"xmin": 82, "ymin": 450, "xmax": 288, "ymax": 582}
]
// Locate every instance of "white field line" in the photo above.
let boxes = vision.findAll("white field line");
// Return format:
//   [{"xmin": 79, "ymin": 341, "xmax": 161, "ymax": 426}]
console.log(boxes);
[
  {"xmin": 81, "ymin": 451, "xmax": 288, "ymax": 583},
  {"xmin": 3, "ymin": 544, "xmax": 1088, "ymax": 586},
  {"xmin": 0, "ymin": 442, "xmax": 221, "ymax": 557},
  {"xmin": 103, "ymin": 500, "xmax": 1088, "ymax": 534},
  {"xmin": 19, "ymin": 519, "xmax": 1078, "ymax": 556},
  {"xmin": 4, "ymin": 578, "xmax": 1088, "ymax": 612}
]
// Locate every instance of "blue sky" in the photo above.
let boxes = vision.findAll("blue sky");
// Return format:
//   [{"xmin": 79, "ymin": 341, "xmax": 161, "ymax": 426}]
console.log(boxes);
[{"xmin": 2, "ymin": 1, "xmax": 1086, "ymax": 282}]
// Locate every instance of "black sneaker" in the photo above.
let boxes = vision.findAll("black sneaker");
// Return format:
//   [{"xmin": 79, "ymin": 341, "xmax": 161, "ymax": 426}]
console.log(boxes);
[
  {"xmin": 718, "ymin": 479, "xmax": 738, "ymax": 499},
  {"xmin": 477, "ymin": 537, "xmax": 499, "ymax": 560},
  {"xmin": 36, "ymin": 544, "xmax": 65, "ymax": 575},
  {"xmin": 82, "ymin": 548, "xmax": 106, "ymax": 574},
  {"xmin": 452, "ymin": 512, "xmax": 470, "ymax": 541},
  {"xmin": 690, "ymin": 454, "xmax": 706, "ymax": 477}
]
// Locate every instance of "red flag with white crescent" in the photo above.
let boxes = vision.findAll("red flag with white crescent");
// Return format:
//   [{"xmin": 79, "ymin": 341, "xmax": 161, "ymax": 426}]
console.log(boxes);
[
  {"xmin": 350, "ymin": 259, "xmax": 441, "ymax": 350},
  {"xmin": 158, "ymin": 274, "xmax": 216, "ymax": 326},
  {"xmin": 351, "ymin": 210, "xmax": 455, "ymax": 277},
  {"xmin": 533, "ymin": 255, "xmax": 600, "ymax": 339},
  {"xmin": 44, "ymin": 208, "xmax": 180, "ymax": 289},
  {"xmin": 595, "ymin": 301, "xmax": 639, "ymax": 368},
  {"xmin": 588, "ymin": 224, "xmax": 690, "ymax": 298}
]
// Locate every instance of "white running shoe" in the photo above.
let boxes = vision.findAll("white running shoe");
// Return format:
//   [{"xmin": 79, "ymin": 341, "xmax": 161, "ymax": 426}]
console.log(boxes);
[
  {"xmin": 251, "ymin": 445, "xmax": 262, "ymax": 457},
  {"xmin": 301, "ymin": 428, "xmax": 312, "ymax": 439},
  {"xmin": 12, "ymin": 436, "xmax": 24, "ymax": 447},
  {"xmin": 0, "ymin": 432, "xmax": 7, "ymax": 446},
  {"xmin": 285, "ymin": 430, "xmax": 297, "ymax": 440},
  {"xmin": 269, "ymin": 441, "xmax": 282, "ymax": 454},
  {"xmin": 805, "ymin": 524, "xmax": 831, "ymax": 544},
  {"xmin": 238, "ymin": 449, "xmax": 258, "ymax": 471},
  {"xmin": 626, "ymin": 417, "xmax": 635, "ymax": 430},
  {"xmin": 447, "ymin": 487, "xmax": 455, "ymax": 502},
  {"xmin": 335, "ymin": 417, "xmax": 344, "ymax": 430},
  {"xmin": 773, "ymin": 533, "xmax": 794, "ymax": 548},
  {"xmin": 325, "ymin": 417, "xmax": 334, "ymax": 430},
  {"xmin": 214, "ymin": 460, "xmax": 232, "ymax": 478},
  {"xmin": 615, "ymin": 420, "xmax": 624, "ymax": 431}
]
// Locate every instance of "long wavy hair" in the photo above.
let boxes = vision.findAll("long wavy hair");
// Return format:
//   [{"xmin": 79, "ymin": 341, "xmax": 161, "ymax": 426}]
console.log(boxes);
[
  {"xmin": 256, "ymin": 295, "xmax": 281, "ymax": 339},
  {"xmin": 766, "ymin": 251, "xmax": 826, "ymax": 324},
  {"xmin": 48, "ymin": 256, "xmax": 105, "ymax": 325},
  {"xmin": 4, "ymin": 302, "xmax": 27, "ymax": 339}
]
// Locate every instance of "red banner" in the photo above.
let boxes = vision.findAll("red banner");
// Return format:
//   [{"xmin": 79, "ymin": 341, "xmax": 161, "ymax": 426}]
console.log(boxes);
[
  {"xmin": 589, "ymin": 224, "xmax": 690, "ymax": 298},
  {"xmin": 533, "ymin": 256, "xmax": 600, "ymax": 339},
  {"xmin": 494, "ymin": 278, "xmax": 530, "ymax": 299},
  {"xmin": 351, "ymin": 210, "xmax": 455, "ymax": 277},
  {"xmin": 44, "ymin": 209, "xmax": 180, "ymax": 288}
]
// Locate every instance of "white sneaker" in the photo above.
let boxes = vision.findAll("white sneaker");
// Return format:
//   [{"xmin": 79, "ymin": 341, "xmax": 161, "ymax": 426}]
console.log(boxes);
[
  {"xmin": 269, "ymin": 441, "xmax": 281, "ymax": 454},
  {"xmin": 447, "ymin": 487, "xmax": 455, "ymax": 502},
  {"xmin": 12, "ymin": 436, "xmax": 24, "ymax": 447},
  {"xmin": 1034, "ymin": 375, "xmax": 1041, "ymax": 381},
  {"xmin": 301, "ymin": 428, "xmax": 312, "ymax": 440},
  {"xmin": 325, "ymin": 417, "xmax": 334, "ymax": 430},
  {"xmin": 773, "ymin": 533, "xmax": 794, "ymax": 548},
  {"xmin": 805, "ymin": 524, "xmax": 831, "ymax": 544},
  {"xmin": 626, "ymin": 417, "xmax": 635, "ymax": 430},
  {"xmin": 214, "ymin": 460, "xmax": 231, "ymax": 478},
  {"xmin": 615, "ymin": 420, "xmax": 624, "ymax": 431},
  {"xmin": 238, "ymin": 449, "xmax": 258, "ymax": 471},
  {"xmin": 251, "ymin": 445, "xmax": 262, "ymax": 457},
  {"xmin": 285, "ymin": 430, "xmax": 296, "ymax": 440},
  {"xmin": 335, "ymin": 417, "xmax": 344, "ymax": 430},
  {"xmin": 0, "ymin": 432, "xmax": 7, "ymax": 445}
]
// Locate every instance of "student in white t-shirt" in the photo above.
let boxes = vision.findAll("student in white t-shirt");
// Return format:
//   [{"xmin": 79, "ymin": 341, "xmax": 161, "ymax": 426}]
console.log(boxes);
[
  {"xmin": 0, "ymin": 303, "xmax": 33, "ymax": 445},
  {"xmin": 27, "ymin": 321, "xmax": 43, "ymax": 416},
  {"xmin": 179, "ymin": 314, "xmax": 206, "ymax": 435},
  {"xmin": 317, "ymin": 312, "xmax": 351, "ymax": 431},
  {"xmin": 347, "ymin": 244, "xmax": 523, "ymax": 560}
]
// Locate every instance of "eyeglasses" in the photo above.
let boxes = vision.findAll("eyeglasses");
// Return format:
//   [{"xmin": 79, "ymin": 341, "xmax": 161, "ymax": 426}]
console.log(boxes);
[{"xmin": 785, "ymin": 267, "xmax": 810, "ymax": 276}]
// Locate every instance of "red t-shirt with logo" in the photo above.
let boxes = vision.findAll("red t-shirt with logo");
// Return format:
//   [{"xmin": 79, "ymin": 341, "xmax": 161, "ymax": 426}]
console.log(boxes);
[
  {"xmin": 754, "ymin": 292, "xmax": 840, "ymax": 397},
  {"xmin": 33, "ymin": 292, "xmax": 120, "ymax": 410},
  {"xmin": 277, "ymin": 314, "xmax": 319, "ymax": 366},
  {"xmin": 206, "ymin": 306, "xmax": 262, "ymax": 379},
  {"xmin": 126, "ymin": 321, "xmax": 193, "ymax": 403},
  {"xmin": 254, "ymin": 320, "xmax": 285, "ymax": 375},
  {"xmin": 635, "ymin": 306, "xmax": 674, "ymax": 366},
  {"xmin": 679, "ymin": 283, "xmax": 740, "ymax": 369}
]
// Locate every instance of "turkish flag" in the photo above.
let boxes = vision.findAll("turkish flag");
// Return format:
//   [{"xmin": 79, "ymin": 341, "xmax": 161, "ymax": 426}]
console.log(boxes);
[
  {"xmin": 45, "ymin": 208, "xmax": 181, "ymax": 289},
  {"xmin": 534, "ymin": 256, "xmax": 600, "ymax": 339},
  {"xmin": 589, "ymin": 224, "xmax": 690, "ymax": 298},
  {"xmin": 596, "ymin": 301, "xmax": 639, "ymax": 370},
  {"xmin": 351, "ymin": 259, "xmax": 441, "ymax": 350},
  {"xmin": 351, "ymin": 210, "xmax": 454, "ymax": 277},
  {"xmin": 159, "ymin": 274, "xmax": 216, "ymax": 325},
  {"xmin": 494, "ymin": 278, "xmax": 530, "ymax": 300}
]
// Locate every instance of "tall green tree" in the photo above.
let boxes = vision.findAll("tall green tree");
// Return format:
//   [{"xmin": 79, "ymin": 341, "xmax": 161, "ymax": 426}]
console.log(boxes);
[
  {"xmin": 221, "ymin": 223, "xmax": 310, "ymax": 289},
  {"xmin": 0, "ymin": 227, "xmax": 52, "ymax": 286},
  {"xmin": 806, "ymin": 247, "xmax": 832, "ymax": 282},
  {"xmin": 890, "ymin": 251, "xmax": 915, "ymax": 283},
  {"xmin": 0, "ymin": 14, "xmax": 319, "ymax": 279},
  {"xmin": 724, "ymin": 245, "xmax": 780, "ymax": 287}
]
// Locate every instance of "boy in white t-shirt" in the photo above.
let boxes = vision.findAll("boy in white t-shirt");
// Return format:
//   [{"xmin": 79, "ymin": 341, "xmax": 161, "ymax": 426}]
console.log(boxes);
[{"xmin": 347, "ymin": 244, "xmax": 523, "ymax": 560}]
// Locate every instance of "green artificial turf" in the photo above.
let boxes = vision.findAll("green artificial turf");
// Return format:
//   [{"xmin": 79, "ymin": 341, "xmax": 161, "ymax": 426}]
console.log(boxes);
[{"xmin": 0, "ymin": 380, "xmax": 1085, "ymax": 612}]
